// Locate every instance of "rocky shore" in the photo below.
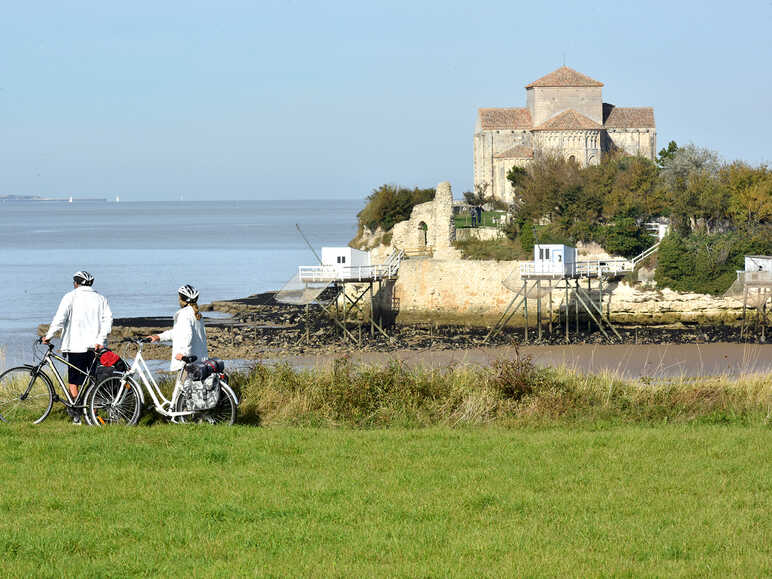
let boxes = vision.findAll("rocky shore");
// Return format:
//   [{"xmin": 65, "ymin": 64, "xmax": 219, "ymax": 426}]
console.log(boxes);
[{"xmin": 58, "ymin": 291, "xmax": 766, "ymax": 362}]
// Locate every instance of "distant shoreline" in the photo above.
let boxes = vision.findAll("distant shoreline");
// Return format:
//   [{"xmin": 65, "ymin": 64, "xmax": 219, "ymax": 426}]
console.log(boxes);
[{"xmin": 0, "ymin": 195, "xmax": 107, "ymax": 202}]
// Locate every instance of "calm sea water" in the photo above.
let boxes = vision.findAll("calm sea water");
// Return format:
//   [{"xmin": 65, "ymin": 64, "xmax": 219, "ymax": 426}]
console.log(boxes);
[{"xmin": 0, "ymin": 199, "xmax": 361, "ymax": 367}]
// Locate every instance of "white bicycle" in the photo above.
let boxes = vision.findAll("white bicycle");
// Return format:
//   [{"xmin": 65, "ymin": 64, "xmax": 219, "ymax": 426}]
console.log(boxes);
[{"xmin": 87, "ymin": 338, "xmax": 238, "ymax": 426}]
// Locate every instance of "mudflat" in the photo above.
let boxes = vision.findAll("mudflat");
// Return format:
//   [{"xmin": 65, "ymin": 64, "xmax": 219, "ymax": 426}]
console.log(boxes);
[
  {"xmin": 275, "ymin": 342, "xmax": 772, "ymax": 378},
  {"xmin": 63, "ymin": 292, "xmax": 768, "ymax": 379}
]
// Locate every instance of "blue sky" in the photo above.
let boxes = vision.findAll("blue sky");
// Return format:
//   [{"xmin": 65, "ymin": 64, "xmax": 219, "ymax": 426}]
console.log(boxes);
[{"xmin": 1, "ymin": 0, "xmax": 770, "ymax": 201}]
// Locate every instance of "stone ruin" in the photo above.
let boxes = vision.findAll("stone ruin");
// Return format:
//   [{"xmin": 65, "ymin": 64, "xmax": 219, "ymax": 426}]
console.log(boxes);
[{"xmin": 390, "ymin": 181, "xmax": 457, "ymax": 259}]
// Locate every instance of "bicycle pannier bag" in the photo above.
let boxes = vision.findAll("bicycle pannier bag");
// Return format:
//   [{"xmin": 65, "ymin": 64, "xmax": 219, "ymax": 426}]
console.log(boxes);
[
  {"xmin": 181, "ymin": 374, "xmax": 221, "ymax": 411},
  {"xmin": 185, "ymin": 358, "xmax": 225, "ymax": 382},
  {"xmin": 182, "ymin": 358, "xmax": 224, "ymax": 410},
  {"xmin": 99, "ymin": 350, "xmax": 128, "ymax": 372},
  {"xmin": 96, "ymin": 348, "xmax": 128, "ymax": 384}
]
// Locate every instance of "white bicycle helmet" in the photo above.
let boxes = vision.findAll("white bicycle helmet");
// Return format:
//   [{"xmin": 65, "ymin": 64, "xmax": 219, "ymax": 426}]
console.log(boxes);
[
  {"xmin": 73, "ymin": 270, "xmax": 94, "ymax": 286},
  {"xmin": 178, "ymin": 284, "xmax": 200, "ymax": 303}
]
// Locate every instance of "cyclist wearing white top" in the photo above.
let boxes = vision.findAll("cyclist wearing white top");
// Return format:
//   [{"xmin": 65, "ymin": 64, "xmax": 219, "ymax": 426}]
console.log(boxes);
[
  {"xmin": 148, "ymin": 284, "xmax": 207, "ymax": 371},
  {"xmin": 42, "ymin": 271, "xmax": 113, "ymax": 400}
]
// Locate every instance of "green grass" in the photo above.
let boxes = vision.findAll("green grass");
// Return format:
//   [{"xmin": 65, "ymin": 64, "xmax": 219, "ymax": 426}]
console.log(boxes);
[
  {"xmin": 1, "ymin": 423, "xmax": 770, "ymax": 576},
  {"xmin": 453, "ymin": 237, "xmax": 530, "ymax": 261},
  {"xmin": 231, "ymin": 360, "xmax": 772, "ymax": 428},
  {"xmin": 454, "ymin": 210, "xmax": 507, "ymax": 229}
]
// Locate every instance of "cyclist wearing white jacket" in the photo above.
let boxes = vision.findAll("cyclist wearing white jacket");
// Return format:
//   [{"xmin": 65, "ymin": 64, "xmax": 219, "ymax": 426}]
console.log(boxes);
[
  {"xmin": 42, "ymin": 271, "xmax": 113, "ymax": 400},
  {"xmin": 149, "ymin": 284, "xmax": 207, "ymax": 371}
]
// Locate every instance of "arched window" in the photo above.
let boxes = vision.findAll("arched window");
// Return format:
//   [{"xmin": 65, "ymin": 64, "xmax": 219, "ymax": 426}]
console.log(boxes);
[{"xmin": 418, "ymin": 222, "xmax": 428, "ymax": 247}]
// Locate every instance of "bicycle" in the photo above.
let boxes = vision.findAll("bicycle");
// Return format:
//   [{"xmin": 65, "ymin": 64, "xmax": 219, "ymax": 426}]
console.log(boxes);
[
  {"xmin": 87, "ymin": 338, "xmax": 238, "ymax": 426},
  {"xmin": 0, "ymin": 339, "xmax": 101, "ymax": 424}
]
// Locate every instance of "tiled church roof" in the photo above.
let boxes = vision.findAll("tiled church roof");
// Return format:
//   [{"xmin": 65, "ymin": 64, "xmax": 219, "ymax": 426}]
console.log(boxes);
[
  {"xmin": 603, "ymin": 104, "xmax": 656, "ymax": 128},
  {"xmin": 494, "ymin": 145, "xmax": 534, "ymax": 159},
  {"xmin": 532, "ymin": 109, "xmax": 603, "ymax": 131},
  {"xmin": 478, "ymin": 107, "xmax": 532, "ymax": 130},
  {"xmin": 525, "ymin": 66, "xmax": 604, "ymax": 88}
]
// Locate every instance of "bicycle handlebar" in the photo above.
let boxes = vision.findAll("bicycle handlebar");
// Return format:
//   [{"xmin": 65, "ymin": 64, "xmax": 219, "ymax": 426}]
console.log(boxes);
[
  {"xmin": 36, "ymin": 337, "xmax": 55, "ymax": 351},
  {"xmin": 122, "ymin": 337, "xmax": 152, "ymax": 344}
]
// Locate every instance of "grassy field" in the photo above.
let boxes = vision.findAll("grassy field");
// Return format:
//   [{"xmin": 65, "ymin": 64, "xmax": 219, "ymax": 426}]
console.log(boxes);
[
  {"xmin": 454, "ymin": 210, "xmax": 507, "ymax": 229},
  {"xmin": 2, "ymin": 361, "xmax": 770, "ymax": 575},
  {"xmin": 1, "ymin": 422, "xmax": 770, "ymax": 576}
]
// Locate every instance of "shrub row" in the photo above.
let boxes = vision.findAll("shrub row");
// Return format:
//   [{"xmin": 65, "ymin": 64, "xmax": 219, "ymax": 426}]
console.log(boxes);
[{"xmin": 227, "ymin": 357, "xmax": 771, "ymax": 428}]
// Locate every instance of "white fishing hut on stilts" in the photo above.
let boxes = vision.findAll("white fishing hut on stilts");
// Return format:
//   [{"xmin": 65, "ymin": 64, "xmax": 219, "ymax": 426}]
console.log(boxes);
[
  {"xmin": 485, "ymin": 240, "xmax": 661, "ymax": 343},
  {"xmin": 277, "ymin": 247, "xmax": 404, "ymax": 344},
  {"xmin": 726, "ymin": 256, "xmax": 772, "ymax": 340}
]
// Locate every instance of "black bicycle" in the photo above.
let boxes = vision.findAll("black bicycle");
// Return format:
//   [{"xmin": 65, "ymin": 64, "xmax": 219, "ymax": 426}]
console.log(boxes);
[{"xmin": 0, "ymin": 339, "xmax": 101, "ymax": 424}]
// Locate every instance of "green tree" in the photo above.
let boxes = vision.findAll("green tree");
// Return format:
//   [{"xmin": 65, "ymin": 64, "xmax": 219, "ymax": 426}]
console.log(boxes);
[
  {"xmin": 659, "ymin": 144, "xmax": 722, "ymax": 235},
  {"xmin": 506, "ymin": 165, "xmax": 528, "ymax": 190},
  {"xmin": 731, "ymin": 177, "xmax": 772, "ymax": 226},
  {"xmin": 605, "ymin": 156, "xmax": 662, "ymax": 218},
  {"xmin": 654, "ymin": 233, "xmax": 696, "ymax": 291},
  {"xmin": 655, "ymin": 229, "xmax": 772, "ymax": 294},
  {"xmin": 657, "ymin": 140, "xmax": 678, "ymax": 169},
  {"xmin": 600, "ymin": 217, "xmax": 654, "ymax": 259},
  {"xmin": 520, "ymin": 221, "xmax": 535, "ymax": 254},
  {"xmin": 357, "ymin": 184, "xmax": 435, "ymax": 232},
  {"xmin": 721, "ymin": 162, "xmax": 772, "ymax": 227}
]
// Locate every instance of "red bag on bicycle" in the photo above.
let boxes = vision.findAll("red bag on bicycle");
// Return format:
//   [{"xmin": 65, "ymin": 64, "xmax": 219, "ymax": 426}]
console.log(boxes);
[{"xmin": 98, "ymin": 349, "xmax": 128, "ymax": 373}]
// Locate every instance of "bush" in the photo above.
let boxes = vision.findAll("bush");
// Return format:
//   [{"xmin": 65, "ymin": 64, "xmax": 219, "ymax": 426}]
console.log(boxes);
[
  {"xmin": 454, "ymin": 238, "xmax": 529, "ymax": 261},
  {"xmin": 655, "ymin": 227, "xmax": 772, "ymax": 294},
  {"xmin": 357, "ymin": 184, "xmax": 435, "ymax": 232},
  {"xmin": 520, "ymin": 221, "xmax": 535, "ymax": 253},
  {"xmin": 232, "ymin": 359, "xmax": 770, "ymax": 428},
  {"xmin": 598, "ymin": 217, "xmax": 655, "ymax": 259}
]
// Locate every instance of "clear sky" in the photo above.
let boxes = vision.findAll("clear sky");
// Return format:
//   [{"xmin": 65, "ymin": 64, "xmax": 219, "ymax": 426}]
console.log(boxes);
[{"xmin": 1, "ymin": 0, "xmax": 770, "ymax": 201}]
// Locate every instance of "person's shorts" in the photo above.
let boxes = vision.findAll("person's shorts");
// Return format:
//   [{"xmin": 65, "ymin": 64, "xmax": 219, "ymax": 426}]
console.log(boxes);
[{"xmin": 66, "ymin": 351, "xmax": 95, "ymax": 386}]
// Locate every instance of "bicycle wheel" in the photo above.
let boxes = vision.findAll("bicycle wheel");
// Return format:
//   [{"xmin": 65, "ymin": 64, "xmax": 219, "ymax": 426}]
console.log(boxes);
[
  {"xmin": 88, "ymin": 376, "xmax": 142, "ymax": 426},
  {"xmin": 175, "ymin": 386, "xmax": 237, "ymax": 425},
  {"xmin": 0, "ymin": 367, "xmax": 54, "ymax": 424}
]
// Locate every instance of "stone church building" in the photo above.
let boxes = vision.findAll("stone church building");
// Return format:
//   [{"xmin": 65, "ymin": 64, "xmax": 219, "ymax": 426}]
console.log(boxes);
[{"xmin": 474, "ymin": 66, "xmax": 656, "ymax": 202}]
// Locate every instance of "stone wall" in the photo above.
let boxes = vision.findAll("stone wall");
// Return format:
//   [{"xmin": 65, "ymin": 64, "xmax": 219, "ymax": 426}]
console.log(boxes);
[
  {"xmin": 392, "ymin": 202, "xmax": 433, "ymax": 251},
  {"xmin": 394, "ymin": 258, "xmax": 522, "ymax": 325},
  {"xmin": 393, "ymin": 258, "xmax": 746, "ymax": 327},
  {"xmin": 492, "ymin": 156, "xmax": 530, "ymax": 201},
  {"xmin": 528, "ymin": 86, "xmax": 603, "ymax": 125},
  {"xmin": 391, "ymin": 181, "xmax": 456, "ymax": 256},
  {"xmin": 606, "ymin": 129, "xmax": 656, "ymax": 160},
  {"xmin": 474, "ymin": 130, "xmax": 531, "ymax": 195},
  {"xmin": 533, "ymin": 130, "xmax": 601, "ymax": 166},
  {"xmin": 456, "ymin": 227, "xmax": 504, "ymax": 242}
]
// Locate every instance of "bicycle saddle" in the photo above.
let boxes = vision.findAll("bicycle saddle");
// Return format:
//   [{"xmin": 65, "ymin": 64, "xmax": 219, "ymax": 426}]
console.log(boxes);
[{"xmin": 181, "ymin": 355, "xmax": 197, "ymax": 364}]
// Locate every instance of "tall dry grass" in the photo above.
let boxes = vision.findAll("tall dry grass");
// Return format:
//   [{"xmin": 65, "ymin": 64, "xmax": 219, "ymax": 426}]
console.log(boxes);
[{"xmin": 228, "ymin": 354, "xmax": 771, "ymax": 428}]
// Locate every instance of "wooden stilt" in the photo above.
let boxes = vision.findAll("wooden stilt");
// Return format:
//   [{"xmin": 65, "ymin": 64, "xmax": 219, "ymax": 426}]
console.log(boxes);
[
  {"xmin": 575, "ymin": 279, "xmax": 579, "ymax": 337},
  {"xmin": 587, "ymin": 277, "xmax": 592, "ymax": 332},
  {"xmin": 537, "ymin": 280, "xmax": 542, "ymax": 341},
  {"xmin": 523, "ymin": 280, "xmax": 529, "ymax": 343},
  {"xmin": 370, "ymin": 282, "xmax": 374, "ymax": 337},
  {"xmin": 599, "ymin": 277, "xmax": 603, "ymax": 320},
  {"xmin": 565, "ymin": 279, "xmax": 569, "ymax": 342},
  {"xmin": 548, "ymin": 284, "xmax": 553, "ymax": 336}
]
